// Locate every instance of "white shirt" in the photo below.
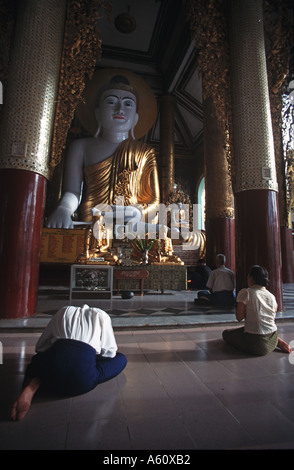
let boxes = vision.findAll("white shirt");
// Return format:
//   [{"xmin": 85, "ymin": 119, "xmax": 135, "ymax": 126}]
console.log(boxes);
[
  {"xmin": 237, "ymin": 286, "xmax": 278, "ymax": 335},
  {"xmin": 35, "ymin": 304, "xmax": 117, "ymax": 358},
  {"xmin": 206, "ymin": 266, "xmax": 235, "ymax": 292}
]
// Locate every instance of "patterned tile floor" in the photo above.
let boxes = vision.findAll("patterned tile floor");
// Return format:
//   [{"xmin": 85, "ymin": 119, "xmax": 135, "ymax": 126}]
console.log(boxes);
[{"xmin": 1, "ymin": 284, "xmax": 294, "ymax": 330}]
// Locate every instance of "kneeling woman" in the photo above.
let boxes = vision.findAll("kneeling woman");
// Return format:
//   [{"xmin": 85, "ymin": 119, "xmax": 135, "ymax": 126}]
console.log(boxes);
[
  {"xmin": 222, "ymin": 265, "xmax": 292, "ymax": 356},
  {"xmin": 11, "ymin": 305, "xmax": 127, "ymax": 420}
]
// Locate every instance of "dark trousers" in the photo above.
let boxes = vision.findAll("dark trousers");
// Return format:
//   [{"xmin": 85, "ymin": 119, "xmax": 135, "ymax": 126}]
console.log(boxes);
[
  {"xmin": 24, "ymin": 339, "xmax": 127, "ymax": 396},
  {"xmin": 198, "ymin": 290, "xmax": 236, "ymax": 306}
]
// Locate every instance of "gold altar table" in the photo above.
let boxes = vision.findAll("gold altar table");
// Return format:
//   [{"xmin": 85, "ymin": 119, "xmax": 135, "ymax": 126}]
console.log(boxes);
[{"xmin": 40, "ymin": 229, "xmax": 188, "ymax": 293}]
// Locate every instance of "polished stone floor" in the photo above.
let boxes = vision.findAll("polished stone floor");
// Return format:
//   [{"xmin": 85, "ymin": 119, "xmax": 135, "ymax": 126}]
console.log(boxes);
[
  {"xmin": 1, "ymin": 283, "xmax": 294, "ymax": 329},
  {"xmin": 0, "ymin": 285, "xmax": 294, "ymax": 451}
]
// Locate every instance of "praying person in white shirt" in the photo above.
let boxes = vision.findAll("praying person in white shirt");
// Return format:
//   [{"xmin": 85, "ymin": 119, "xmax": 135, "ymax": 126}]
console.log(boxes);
[
  {"xmin": 222, "ymin": 265, "xmax": 292, "ymax": 356},
  {"xmin": 11, "ymin": 305, "xmax": 127, "ymax": 421},
  {"xmin": 35, "ymin": 304, "xmax": 117, "ymax": 357}
]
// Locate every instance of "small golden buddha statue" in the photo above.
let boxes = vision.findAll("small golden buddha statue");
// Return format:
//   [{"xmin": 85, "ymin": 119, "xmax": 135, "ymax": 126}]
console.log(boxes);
[{"xmin": 76, "ymin": 209, "xmax": 119, "ymax": 265}]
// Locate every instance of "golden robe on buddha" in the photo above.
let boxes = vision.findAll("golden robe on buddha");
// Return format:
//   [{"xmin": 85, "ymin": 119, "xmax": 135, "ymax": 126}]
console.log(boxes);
[{"xmin": 78, "ymin": 138, "xmax": 160, "ymax": 222}]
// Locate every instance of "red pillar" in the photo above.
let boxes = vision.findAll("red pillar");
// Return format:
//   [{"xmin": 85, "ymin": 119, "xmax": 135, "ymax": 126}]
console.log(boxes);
[
  {"xmin": 205, "ymin": 218, "xmax": 235, "ymax": 272},
  {"xmin": 235, "ymin": 190, "xmax": 283, "ymax": 309},
  {"xmin": 228, "ymin": 0, "xmax": 283, "ymax": 310},
  {"xmin": 280, "ymin": 226, "xmax": 294, "ymax": 283},
  {"xmin": 0, "ymin": 0, "xmax": 66, "ymax": 319},
  {"xmin": 0, "ymin": 170, "xmax": 46, "ymax": 318}
]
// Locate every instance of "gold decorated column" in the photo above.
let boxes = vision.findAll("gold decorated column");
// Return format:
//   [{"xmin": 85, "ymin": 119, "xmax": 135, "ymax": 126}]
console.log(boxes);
[
  {"xmin": 204, "ymin": 96, "xmax": 235, "ymax": 271},
  {"xmin": 264, "ymin": 0, "xmax": 294, "ymax": 284},
  {"xmin": 0, "ymin": 0, "xmax": 67, "ymax": 179},
  {"xmin": 160, "ymin": 94, "xmax": 176, "ymax": 203},
  {"xmin": 0, "ymin": 0, "xmax": 67, "ymax": 318},
  {"xmin": 271, "ymin": 90, "xmax": 294, "ymax": 284},
  {"xmin": 228, "ymin": 0, "xmax": 283, "ymax": 309},
  {"xmin": 183, "ymin": 0, "xmax": 235, "ymax": 271}
]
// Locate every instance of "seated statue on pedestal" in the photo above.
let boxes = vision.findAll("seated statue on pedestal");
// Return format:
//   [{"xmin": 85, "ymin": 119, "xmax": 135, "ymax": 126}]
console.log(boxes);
[
  {"xmin": 46, "ymin": 69, "xmax": 200, "ymax": 262},
  {"xmin": 156, "ymin": 237, "xmax": 184, "ymax": 265},
  {"xmin": 46, "ymin": 69, "xmax": 160, "ymax": 233},
  {"xmin": 76, "ymin": 208, "xmax": 119, "ymax": 265}
]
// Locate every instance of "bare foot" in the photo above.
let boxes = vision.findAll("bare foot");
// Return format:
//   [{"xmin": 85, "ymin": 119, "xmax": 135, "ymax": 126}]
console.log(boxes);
[
  {"xmin": 11, "ymin": 394, "xmax": 32, "ymax": 421},
  {"xmin": 11, "ymin": 377, "xmax": 41, "ymax": 421},
  {"xmin": 277, "ymin": 338, "xmax": 292, "ymax": 354}
]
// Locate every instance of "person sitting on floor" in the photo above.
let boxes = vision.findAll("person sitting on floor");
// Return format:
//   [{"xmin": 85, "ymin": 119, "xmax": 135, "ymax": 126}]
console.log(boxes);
[
  {"xmin": 195, "ymin": 254, "xmax": 235, "ymax": 306},
  {"xmin": 11, "ymin": 304, "xmax": 127, "ymax": 421},
  {"xmin": 190, "ymin": 258, "xmax": 212, "ymax": 290},
  {"xmin": 222, "ymin": 265, "xmax": 292, "ymax": 356}
]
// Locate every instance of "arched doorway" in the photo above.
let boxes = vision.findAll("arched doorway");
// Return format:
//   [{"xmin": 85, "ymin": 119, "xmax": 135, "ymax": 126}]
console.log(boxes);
[{"xmin": 197, "ymin": 176, "xmax": 205, "ymax": 231}]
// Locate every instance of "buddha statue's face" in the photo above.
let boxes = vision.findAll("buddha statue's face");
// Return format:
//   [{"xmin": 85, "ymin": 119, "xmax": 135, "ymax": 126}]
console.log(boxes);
[{"xmin": 96, "ymin": 88, "xmax": 139, "ymax": 134}]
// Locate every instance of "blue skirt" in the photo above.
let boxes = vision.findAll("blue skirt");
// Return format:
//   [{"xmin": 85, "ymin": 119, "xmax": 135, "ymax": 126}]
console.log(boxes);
[{"xmin": 24, "ymin": 339, "xmax": 127, "ymax": 396}]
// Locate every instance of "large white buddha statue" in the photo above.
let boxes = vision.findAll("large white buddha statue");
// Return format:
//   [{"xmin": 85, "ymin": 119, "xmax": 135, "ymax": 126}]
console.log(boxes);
[
  {"xmin": 47, "ymin": 68, "xmax": 201, "ymax": 251},
  {"xmin": 46, "ymin": 69, "xmax": 160, "ymax": 232}
]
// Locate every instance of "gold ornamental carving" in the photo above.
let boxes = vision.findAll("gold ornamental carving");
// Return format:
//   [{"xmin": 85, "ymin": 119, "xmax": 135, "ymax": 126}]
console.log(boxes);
[
  {"xmin": 184, "ymin": 0, "xmax": 234, "ymax": 189},
  {"xmin": 114, "ymin": 169, "xmax": 133, "ymax": 206},
  {"xmin": 131, "ymin": 237, "xmax": 184, "ymax": 266},
  {"xmin": 264, "ymin": 0, "xmax": 293, "ymax": 223},
  {"xmin": 49, "ymin": 0, "xmax": 111, "ymax": 174},
  {"xmin": 184, "ymin": 0, "xmax": 292, "ymax": 199},
  {"xmin": 166, "ymin": 183, "xmax": 193, "ymax": 229}
]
